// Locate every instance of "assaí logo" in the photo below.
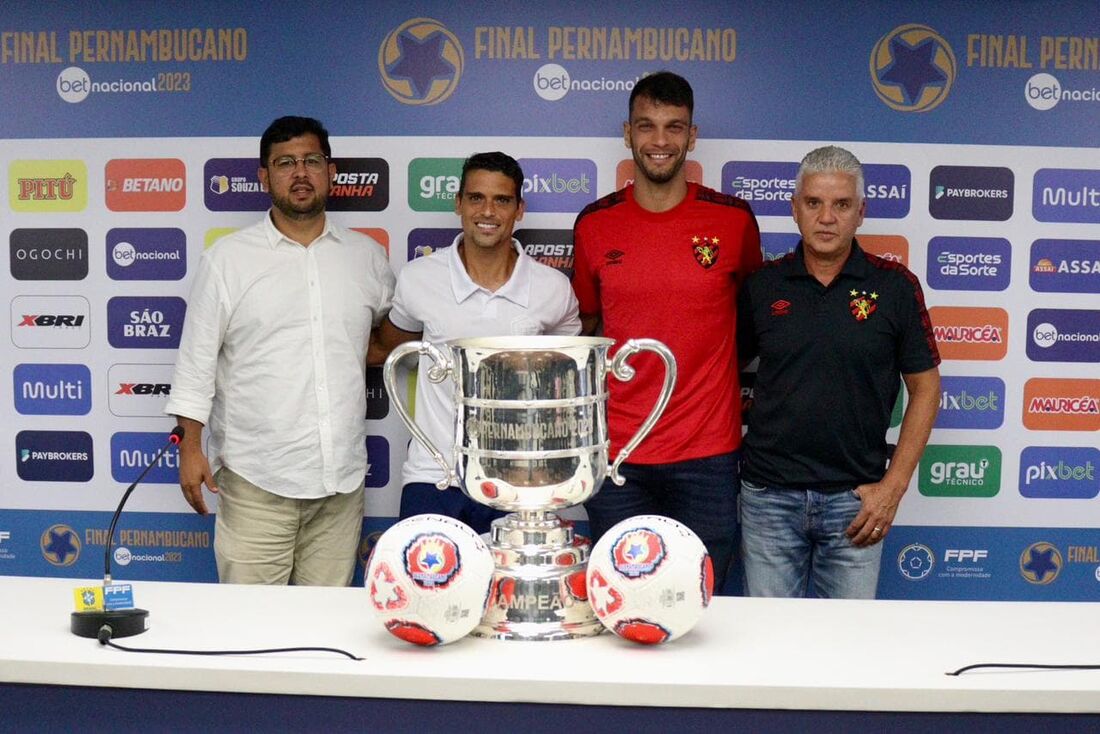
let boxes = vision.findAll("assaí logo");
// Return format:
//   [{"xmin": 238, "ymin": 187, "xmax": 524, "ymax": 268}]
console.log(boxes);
[
  {"xmin": 106, "ymin": 296, "xmax": 186, "ymax": 349},
  {"xmin": 926, "ymin": 237, "xmax": 1010, "ymax": 292},
  {"xmin": 14, "ymin": 363, "xmax": 92, "ymax": 416},
  {"xmin": 1026, "ymin": 309, "xmax": 1100, "ymax": 363},
  {"xmin": 517, "ymin": 158, "xmax": 596, "ymax": 213},
  {"xmin": 1030, "ymin": 239, "xmax": 1100, "ymax": 294},
  {"xmin": 1019, "ymin": 446, "xmax": 1100, "ymax": 499},
  {"xmin": 1022, "ymin": 377, "xmax": 1100, "ymax": 431},
  {"xmin": 408, "ymin": 158, "xmax": 464, "ymax": 212},
  {"xmin": 16, "ymin": 430, "xmax": 94, "ymax": 482},
  {"xmin": 1032, "ymin": 168, "xmax": 1100, "ymax": 224},
  {"xmin": 111, "ymin": 432, "xmax": 180, "ymax": 484},
  {"xmin": 106, "ymin": 228, "xmax": 186, "ymax": 281},
  {"xmin": 928, "ymin": 306, "xmax": 1008, "ymax": 360},
  {"xmin": 11, "ymin": 295, "xmax": 91, "ymax": 349},
  {"xmin": 935, "ymin": 376, "xmax": 1004, "ymax": 430},
  {"xmin": 862, "ymin": 163, "xmax": 910, "ymax": 219},
  {"xmin": 918, "ymin": 445, "xmax": 1001, "ymax": 497}
]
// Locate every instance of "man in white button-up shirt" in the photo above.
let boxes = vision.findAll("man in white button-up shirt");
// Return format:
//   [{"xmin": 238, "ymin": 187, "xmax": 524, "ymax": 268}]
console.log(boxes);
[
  {"xmin": 166, "ymin": 117, "xmax": 395, "ymax": 586},
  {"xmin": 370, "ymin": 152, "xmax": 580, "ymax": 533}
]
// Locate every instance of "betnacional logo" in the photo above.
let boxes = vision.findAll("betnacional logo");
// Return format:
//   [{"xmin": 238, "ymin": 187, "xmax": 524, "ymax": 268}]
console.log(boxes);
[
  {"xmin": 41, "ymin": 524, "xmax": 81, "ymax": 567},
  {"xmin": 1027, "ymin": 309, "xmax": 1100, "ymax": 363},
  {"xmin": 378, "ymin": 18, "xmax": 464, "ymax": 106},
  {"xmin": 365, "ymin": 435, "xmax": 390, "ymax": 488},
  {"xmin": 517, "ymin": 158, "xmax": 596, "ymax": 213},
  {"xmin": 17, "ymin": 430, "xmax": 94, "ymax": 482},
  {"xmin": 721, "ymin": 161, "xmax": 797, "ymax": 216},
  {"xmin": 897, "ymin": 543, "xmax": 935, "ymax": 581},
  {"xmin": 1030, "ymin": 239, "xmax": 1100, "ymax": 294},
  {"xmin": 869, "ymin": 24, "xmax": 956, "ymax": 113},
  {"xmin": 408, "ymin": 158, "xmax": 464, "ymax": 212},
  {"xmin": 935, "ymin": 376, "xmax": 1005, "ymax": 430},
  {"xmin": 618, "ymin": 159, "xmax": 702, "ymax": 190},
  {"xmin": 1020, "ymin": 541, "xmax": 1062, "ymax": 585},
  {"xmin": 9, "ymin": 160, "xmax": 88, "ymax": 212},
  {"xmin": 533, "ymin": 63, "xmax": 641, "ymax": 102},
  {"xmin": 862, "ymin": 163, "xmax": 911, "ymax": 219},
  {"xmin": 11, "ymin": 295, "xmax": 91, "ymax": 349},
  {"xmin": 859, "ymin": 235, "xmax": 909, "ymax": 267},
  {"xmin": 1019, "ymin": 447, "xmax": 1099, "ymax": 499},
  {"xmin": 1022, "ymin": 377, "xmax": 1100, "ymax": 431},
  {"xmin": 1032, "ymin": 168, "xmax": 1100, "ymax": 224},
  {"xmin": 918, "ymin": 444, "xmax": 1001, "ymax": 498},
  {"xmin": 106, "ymin": 228, "xmax": 186, "ymax": 281},
  {"xmin": 14, "ymin": 363, "xmax": 91, "ymax": 416},
  {"xmin": 203, "ymin": 158, "xmax": 268, "ymax": 211},
  {"xmin": 926, "ymin": 236, "xmax": 1010, "ymax": 291},
  {"xmin": 515, "ymin": 228, "xmax": 574, "ymax": 275},
  {"xmin": 406, "ymin": 228, "xmax": 460, "ymax": 261},
  {"xmin": 104, "ymin": 159, "xmax": 186, "ymax": 211},
  {"xmin": 1024, "ymin": 72, "xmax": 1100, "ymax": 111},
  {"xmin": 327, "ymin": 158, "xmax": 390, "ymax": 212},
  {"xmin": 929, "ymin": 166, "xmax": 1013, "ymax": 221},
  {"xmin": 106, "ymin": 296, "xmax": 185, "ymax": 349},
  {"xmin": 928, "ymin": 306, "xmax": 1008, "ymax": 360},
  {"xmin": 760, "ymin": 233, "xmax": 799, "ymax": 261},
  {"xmin": 9, "ymin": 229, "xmax": 88, "ymax": 281},
  {"xmin": 108, "ymin": 363, "xmax": 174, "ymax": 417},
  {"xmin": 110, "ymin": 432, "xmax": 180, "ymax": 484}
]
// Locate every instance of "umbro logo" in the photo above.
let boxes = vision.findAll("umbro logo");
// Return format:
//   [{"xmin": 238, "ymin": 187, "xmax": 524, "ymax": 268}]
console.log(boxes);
[
  {"xmin": 770, "ymin": 299, "xmax": 791, "ymax": 316},
  {"xmin": 605, "ymin": 249, "xmax": 624, "ymax": 266}
]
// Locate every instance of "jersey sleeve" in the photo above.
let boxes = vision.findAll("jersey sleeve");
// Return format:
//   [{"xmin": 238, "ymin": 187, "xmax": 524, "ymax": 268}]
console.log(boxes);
[
  {"xmin": 896, "ymin": 270, "xmax": 941, "ymax": 374},
  {"xmin": 570, "ymin": 216, "xmax": 601, "ymax": 318}
]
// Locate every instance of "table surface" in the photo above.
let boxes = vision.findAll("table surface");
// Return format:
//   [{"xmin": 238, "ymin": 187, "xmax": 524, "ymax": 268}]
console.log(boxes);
[{"xmin": 3, "ymin": 575, "xmax": 1099, "ymax": 713}]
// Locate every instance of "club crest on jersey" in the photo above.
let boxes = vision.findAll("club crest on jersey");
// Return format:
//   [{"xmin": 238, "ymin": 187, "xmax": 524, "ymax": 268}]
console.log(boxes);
[
  {"xmin": 369, "ymin": 560, "xmax": 409, "ymax": 611},
  {"xmin": 692, "ymin": 235, "xmax": 719, "ymax": 269},
  {"xmin": 849, "ymin": 289, "xmax": 879, "ymax": 321},
  {"xmin": 610, "ymin": 528, "xmax": 667, "ymax": 578},
  {"xmin": 404, "ymin": 533, "xmax": 461, "ymax": 589}
]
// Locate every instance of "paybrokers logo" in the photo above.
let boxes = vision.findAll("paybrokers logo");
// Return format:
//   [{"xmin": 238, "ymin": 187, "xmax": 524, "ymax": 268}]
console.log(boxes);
[
  {"xmin": 929, "ymin": 165, "xmax": 1013, "ymax": 221},
  {"xmin": 1022, "ymin": 377, "xmax": 1100, "ymax": 431},
  {"xmin": 919, "ymin": 445, "xmax": 1001, "ymax": 497},
  {"xmin": 928, "ymin": 306, "xmax": 1008, "ymax": 360}
]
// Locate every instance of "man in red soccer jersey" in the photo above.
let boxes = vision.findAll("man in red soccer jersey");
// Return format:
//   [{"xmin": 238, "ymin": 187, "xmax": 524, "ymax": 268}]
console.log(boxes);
[{"xmin": 571, "ymin": 72, "xmax": 762, "ymax": 594}]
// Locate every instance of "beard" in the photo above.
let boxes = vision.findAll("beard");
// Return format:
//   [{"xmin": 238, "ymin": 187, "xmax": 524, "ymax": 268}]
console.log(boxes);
[
  {"xmin": 270, "ymin": 184, "xmax": 326, "ymax": 221},
  {"xmin": 632, "ymin": 148, "xmax": 686, "ymax": 185}
]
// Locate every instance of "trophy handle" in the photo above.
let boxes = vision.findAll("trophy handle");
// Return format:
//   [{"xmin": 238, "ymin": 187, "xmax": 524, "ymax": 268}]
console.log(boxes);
[
  {"xmin": 607, "ymin": 338, "xmax": 677, "ymax": 485},
  {"xmin": 382, "ymin": 341, "xmax": 455, "ymax": 489}
]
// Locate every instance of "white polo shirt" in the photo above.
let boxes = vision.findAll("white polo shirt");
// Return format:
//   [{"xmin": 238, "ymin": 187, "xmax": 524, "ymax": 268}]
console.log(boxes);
[
  {"xmin": 388, "ymin": 236, "xmax": 580, "ymax": 487},
  {"xmin": 166, "ymin": 213, "xmax": 395, "ymax": 499}
]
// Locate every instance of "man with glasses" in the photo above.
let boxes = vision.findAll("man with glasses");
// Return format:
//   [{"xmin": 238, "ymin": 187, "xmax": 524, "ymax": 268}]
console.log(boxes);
[{"xmin": 167, "ymin": 116, "xmax": 395, "ymax": 586}]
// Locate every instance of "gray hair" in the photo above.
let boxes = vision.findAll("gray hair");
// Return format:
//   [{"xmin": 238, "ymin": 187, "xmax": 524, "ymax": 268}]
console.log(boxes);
[{"xmin": 794, "ymin": 146, "xmax": 864, "ymax": 200}]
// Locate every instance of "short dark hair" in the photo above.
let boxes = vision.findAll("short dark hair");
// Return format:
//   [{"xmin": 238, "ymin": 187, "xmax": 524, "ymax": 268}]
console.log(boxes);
[
  {"xmin": 628, "ymin": 71, "xmax": 694, "ymax": 120},
  {"xmin": 259, "ymin": 116, "xmax": 331, "ymax": 166},
  {"xmin": 459, "ymin": 151, "xmax": 525, "ymax": 202}
]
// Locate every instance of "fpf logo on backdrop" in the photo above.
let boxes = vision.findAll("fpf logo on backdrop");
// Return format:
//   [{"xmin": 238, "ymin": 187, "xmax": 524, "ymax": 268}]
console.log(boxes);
[
  {"xmin": 1019, "ymin": 446, "xmax": 1100, "ymax": 499},
  {"xmin": 928, "ymin": 306, "xmax": 1008, "ymax": 360},
  {"xmin": 327, "ymin": 158, "xmax": 390, "ymax": 212},
  {"xmin": 106, "ymin": 297, "xmax": 186, "ymax": 349},
  {"xmin": 869, "ymin": 24, "xmax": 956, "ymax": 113},
  {"xmin": 918, "ymin": 445, "xmax": 1001, "ymax": 498},
  {"xmin": 9, "ymin": 229, "xmax": 89, "ymax": 281},
  {"xmin": 378, "ymin": 18, "xmax": 464, "ymax": 106},
  {"xmin": 17, "ymin": 430, "xmax": 94, "ymax": 482},
  {"xmin": 105, "ymin": 159, "xmax": 186, "ymax": 211},
  {"xmin": 935, "ymin": 375, "xmax": 1005, "ymax": 430},
  {"xmin": 9, "ymin": 160, "xmax": 88, "ymax": 212},
  {"xmin": 106, "ymin": 228, "xmax": 187, "ymax": 281},
  {"xmin": 14, "ymin": 363, "xmax": 92, "ymax": 416},
  {"xmin": 11, "ymin": 295, "xmax": 91, "ymax": 349},
  {"xmin": 926, "ymin": 237, "xmax": 1010, "ymax": 291},
  {"xmin": 1022, "ymin": 377, "xmax": 1100, "ymax": 431},
  {"xmin": 1027, "ymin": 309, "xmax": 1100, "ymax": 363},
  {"xmin": 408, "ymin": 158, "xmax": 464, "ymax": 212},
  {"xmin": 517, "ymin": 158, "xmax": 597, "ymax": 213},
  {"xmin": 929, "ymin": 166, "xmax": 1014, "ymax": 221},
  {"xmin": 108, "ymin": 363, "xmax": 174, "ymax": 417},
  {"xmin": 1032, "ymin": 168, "xmax": 1100, "ymax": 224},
  {"xmin": 111, "ymin": 433, "xmax": 180, "ymax": 484},
  {"xmin": 204, "ymin": 158, "xmax": 268, "ymax": 211},
  {"xmin": 1030, "ymin": 239, "xmax": 1100, "ymax": 294}
]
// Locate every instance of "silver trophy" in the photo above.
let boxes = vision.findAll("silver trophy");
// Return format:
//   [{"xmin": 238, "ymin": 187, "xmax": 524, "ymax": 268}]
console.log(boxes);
[{"xmin": 383, "ymin": 336, "xmax": 676, "ymax": 641}]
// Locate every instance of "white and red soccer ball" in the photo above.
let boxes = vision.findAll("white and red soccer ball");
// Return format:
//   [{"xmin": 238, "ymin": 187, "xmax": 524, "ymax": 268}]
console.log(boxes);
[
  {"xmin": 586, "ymin": 515, "xmax": 713, "ymax": 644},
  {"xmin": 365, "ymin": 514, "xmax": 494, "ymax": 646}
]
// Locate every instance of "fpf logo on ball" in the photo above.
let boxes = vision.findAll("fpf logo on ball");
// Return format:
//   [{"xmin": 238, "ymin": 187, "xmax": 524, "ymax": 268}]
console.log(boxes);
[
  {"xmin": 870, "ymin": 24, "xmax": 956, "ymax": 112},
  {"xmin": 379, "ymin": 18, "xmax": 464, "ymax": 106}
]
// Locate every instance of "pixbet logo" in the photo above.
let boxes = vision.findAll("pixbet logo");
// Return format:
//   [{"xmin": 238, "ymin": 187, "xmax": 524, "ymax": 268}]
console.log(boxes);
[
  {"xmin": 518, "ymin": 158, "xmax": 596, "ymax": 213},
  {"xmin": 1019, "ymin": 447, "xmax": 1100, "ymax": 499},
  {"xmin": 935, "ymin": 376, "xmax": 1004, "ymax": 430}
]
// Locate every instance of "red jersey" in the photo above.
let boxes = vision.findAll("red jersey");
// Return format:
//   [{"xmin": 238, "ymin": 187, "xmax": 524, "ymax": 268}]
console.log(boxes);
[{"xmin": 572, "ymin": 182, "xmax": 761, "ymax": 463}]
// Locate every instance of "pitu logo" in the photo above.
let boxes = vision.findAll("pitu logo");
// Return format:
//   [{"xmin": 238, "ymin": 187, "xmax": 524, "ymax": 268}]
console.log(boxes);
[
  {"xmin": 106, "ymin": 297, "xmax": 185, "ymax": 349},
  {"xmin": 1019, "ymin": 447, "xmax": 1099, "ymax": 499}
]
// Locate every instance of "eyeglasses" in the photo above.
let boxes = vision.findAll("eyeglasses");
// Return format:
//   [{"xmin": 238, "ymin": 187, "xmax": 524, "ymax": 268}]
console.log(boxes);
[{"xmin": 269, "ymin": 153, "xmax": 328, "ymax": 175}]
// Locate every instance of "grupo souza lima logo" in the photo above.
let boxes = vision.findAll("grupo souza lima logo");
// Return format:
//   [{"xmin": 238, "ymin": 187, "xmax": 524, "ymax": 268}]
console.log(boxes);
[
  {"xmin": 926, "ymin": 237, "xmax": 1010, "ymax": 291},
  {"xmin": 1020, "ymin": 541, "xmax": 1062, "ymax": 585},
  {"xmin": 919, "ymin": 445, "xmax": 1001, "ymax": 498},
  {"xmin": 897, "ymin": 543, "xmax": 935, "ymax": 581},
  {"xmin": 1033, "ymin": 168, "xmax": 1100, "ymax": 224},
  {"xmin": 14, "ymin": 363, "xmax": 91, "ymax": 416},
  {"xmin": 1027, "ymin": 309, "xmax": 1100, "ymax": 363},
  {"xmin": 1019, "ymin": 446, "xmax": 1099, "ymax": 500},
  {"xmin": 1030, "ymin": 239, "xmax": 1100, "ymax": 294},
  {"xmin": 106, "ymin": 228, "xmax": 186, "ymax": 281},
  {"xmin": 1025, "ymin": 72, "xmax": 1100, "ymax": 111},
  {"xmin": 203, "ymin": 158, "xmax": 268, "ymax": 212},
  {"xmin": 533, "ymin": 63, "xmax": 640, "ymax": 102},
  {"xmin": 935, "ymin": 375, "xmax": 1004, "ymax": 430},
  {"xmin": 870, "ymin": 24, "xmax": 956, "ymax": 113},
  {"xmin": 517, "ymin": 158, "xmax": 596, "ymax": 213},
  {"xmin": 379, "ymin": 18, "xmax": 463, "ymax": 106},
  {"xmin": 111, "ymin": 432, "xmax": 180, "ymax": 484},
  {"xmin": 406, "ymin": 228, "xmax": 460, "ymax": 261},
  {"xmin": 106, "ymin": 296, "xmax": 185, "ymax": 349}
]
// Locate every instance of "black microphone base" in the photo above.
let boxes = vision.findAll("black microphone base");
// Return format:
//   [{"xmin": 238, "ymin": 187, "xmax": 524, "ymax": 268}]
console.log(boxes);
[{"xmin": 71, "ymin": 609, "xmax": 149, "ymax": 639}]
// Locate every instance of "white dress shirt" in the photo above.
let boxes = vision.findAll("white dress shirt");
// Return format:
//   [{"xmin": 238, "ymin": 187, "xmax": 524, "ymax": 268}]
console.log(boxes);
[
  {"xmin": 166, "ymin": 213, "xmax": 395, "ymax": 499},
  {"xmin": 388, "ymin": 236, "xmax": 580, "ymax": 487}
]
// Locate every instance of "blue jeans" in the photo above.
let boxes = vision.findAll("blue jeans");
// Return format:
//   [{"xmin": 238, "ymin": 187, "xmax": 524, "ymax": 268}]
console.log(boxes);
[
  {"xmin": 583, "ymin": 452, "xmax": 739, "ymax": 595},
  {"xmin": 399, "ymin": 483, "xmax": 507, "ymax": 536},
  {"xmin": 739, "ymin": 480, "xmax": 882, "ymax": 599}
]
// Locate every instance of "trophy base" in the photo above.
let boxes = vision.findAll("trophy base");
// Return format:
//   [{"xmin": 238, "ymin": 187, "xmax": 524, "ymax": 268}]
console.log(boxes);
[{"xmin": 471, "ymin": 511, "xmax": 603, "ymax": 641}]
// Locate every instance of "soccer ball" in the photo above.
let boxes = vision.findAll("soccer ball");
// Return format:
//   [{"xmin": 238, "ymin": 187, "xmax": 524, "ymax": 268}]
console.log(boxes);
[
  {"xmin": 586, "ymin": 515, "xmax": 713, "ymax": 644},
  {"xmin": 365, "ymin": 514, "xmax": 494, "ymax": 646}
]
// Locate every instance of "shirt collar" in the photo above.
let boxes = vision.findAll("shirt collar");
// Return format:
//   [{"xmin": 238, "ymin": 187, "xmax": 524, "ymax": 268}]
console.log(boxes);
[
  {"xmin": 788, "ymin": 238, "xmax": 869, "ymax": 281},
  {"xmin": 262, "ymin": 210, "xmax": 341, "ymax": 249},
  {"xmin": 447, "ymin": 235, "xmax": 530, "ymax": 307}
]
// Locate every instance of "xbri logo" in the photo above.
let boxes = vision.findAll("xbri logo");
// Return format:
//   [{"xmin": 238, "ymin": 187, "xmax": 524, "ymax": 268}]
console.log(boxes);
[
  {"xmin": 11, "ymin": 295, "xmax": 91, "ymax": 349},
  {"xmin": 10, "ymin": 229, "xmax": 88, "ymax": 281},
  {"xmin": 109, "ymin": 363, "xmax": 175, "ymax": 417},
  {"xmin": 106, "ymin": 297, "xmax": 185, "ymax": 349},
  {"xmin": 16, "ymin": 430, "xmax": 94, "ymax": 482},
  {"xmin": 14, "ymin": 363, "xmax": 91, "ymax": 416},
  {"xmin": 929, "ymin": 166, "xmax": 1013, "ymax": 221}
]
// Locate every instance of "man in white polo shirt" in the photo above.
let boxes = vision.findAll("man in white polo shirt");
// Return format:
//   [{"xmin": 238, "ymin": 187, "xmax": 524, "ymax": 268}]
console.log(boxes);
[{"xmin": 371, "ymin": 151, "xmax": 580, "ymax": 532}]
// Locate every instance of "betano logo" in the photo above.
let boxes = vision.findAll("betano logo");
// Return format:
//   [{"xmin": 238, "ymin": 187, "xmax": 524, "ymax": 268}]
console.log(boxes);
[
  {"xmin": 918, "ymin": 444, "xmax": 1001, "ymax": 498},
  {"xmin": 869, "ymin": 24, "xmax": 956, "ymax": 113},
  {"xmin": 928, "ymin": 306, "xmax": 1008, "ymax": 360},
  {"xmin": 859, "ymin": 235, "xmax": 909, "ymax": 267},
  {"xmin": 1022, "ymin": 377, "xmax": 1100, "ymax": 431},
  {"xmin": 9, "ymin": 160, "xmax": 87, "ymax": 212},
  {"xmin": 378, "ymin": 18, "xmax": 463, "ymax": 106},
  {"xmin": 105, "ymin": 159, "xmax": 186, "ymax": 211}
]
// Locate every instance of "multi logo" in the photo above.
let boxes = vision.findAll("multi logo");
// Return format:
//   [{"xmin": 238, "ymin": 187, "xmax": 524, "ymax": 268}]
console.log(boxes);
[{"xmin": 1032, "ymin": 168, "xmax": 1100, "ymax": 223}]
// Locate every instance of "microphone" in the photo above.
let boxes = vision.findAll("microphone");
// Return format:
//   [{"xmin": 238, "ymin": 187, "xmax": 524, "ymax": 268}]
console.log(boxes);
[{"xmin": 71, "ymin": 426, "xmax": 184, "ymax": 639}]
